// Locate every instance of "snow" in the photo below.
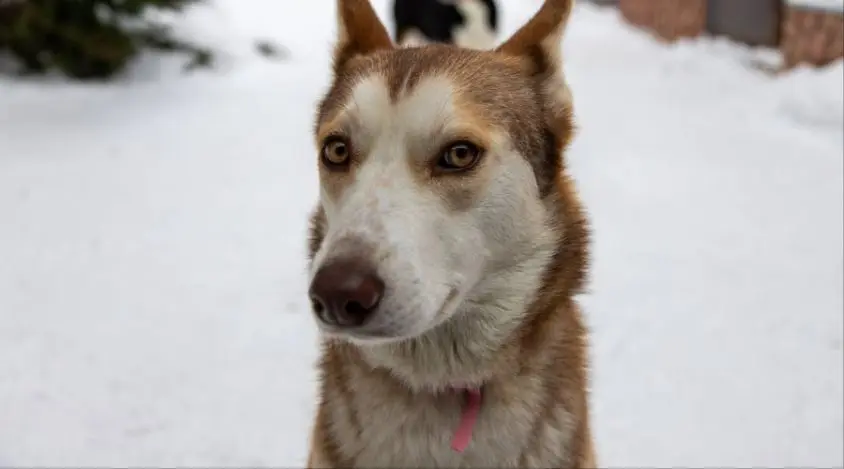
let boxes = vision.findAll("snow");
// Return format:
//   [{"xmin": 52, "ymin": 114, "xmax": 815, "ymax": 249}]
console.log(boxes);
[
  {"xmin": 787, "ymin": 0, "xmax": 844, "ymax": 13},
  {"xmin": 1, "ymin": 1, "xmax": 842, "ymax": 467}
]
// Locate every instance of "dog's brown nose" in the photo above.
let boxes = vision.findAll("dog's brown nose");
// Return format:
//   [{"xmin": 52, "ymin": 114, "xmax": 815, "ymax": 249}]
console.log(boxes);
[{"xmin": 309, "ymin": 258, "xmax": 384, "ymax": 328}]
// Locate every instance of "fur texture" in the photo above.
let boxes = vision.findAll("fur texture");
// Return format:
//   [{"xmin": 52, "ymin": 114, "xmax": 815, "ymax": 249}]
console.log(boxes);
[{"xmin": 306, "ymin": 0, "xmax": 595, "ymax": 466}]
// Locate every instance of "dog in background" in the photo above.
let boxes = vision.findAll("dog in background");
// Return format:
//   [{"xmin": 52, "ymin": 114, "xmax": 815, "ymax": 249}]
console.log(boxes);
[{"xmin": 392, "ymin": 0, "xmax": 499, "ymax": 49}]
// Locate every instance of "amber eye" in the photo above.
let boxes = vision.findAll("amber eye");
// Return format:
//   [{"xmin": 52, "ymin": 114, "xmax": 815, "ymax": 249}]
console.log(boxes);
[
  {"xmin": 437, "ymin": 141, "xmax": 482, "ymax": 172},
  {"xmin": 321, "ymin": 138, "xmax": 350, "ymax": 167}
]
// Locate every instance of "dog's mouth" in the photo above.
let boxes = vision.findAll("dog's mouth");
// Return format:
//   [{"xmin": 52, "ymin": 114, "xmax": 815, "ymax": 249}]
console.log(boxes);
[
  {"xmin": 435, "ymin": 287, "xmax": 461, "ymax": 320},
  {"xmin": 317, "ymin": 286, "xmax": 462, "ymax": 344}
]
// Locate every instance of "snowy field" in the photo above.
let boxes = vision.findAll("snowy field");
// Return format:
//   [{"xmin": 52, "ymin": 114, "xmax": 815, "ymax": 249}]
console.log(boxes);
[{"xmin": 1, "ymin": 0, "xmax": 842, "ymax": 466}]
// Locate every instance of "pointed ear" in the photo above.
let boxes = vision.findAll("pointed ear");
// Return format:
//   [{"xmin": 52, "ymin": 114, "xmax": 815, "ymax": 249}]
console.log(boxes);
[
  {"xmin": 497, "ymin": 0, "xmax": 576, "ymax": 196},
  {"xmin": 496, "ymin": 0, "xmax": 574, "ymax": 108},
  {"xmin": 333, "ymin": 0, "xmax": 394, "ymax": 72}
]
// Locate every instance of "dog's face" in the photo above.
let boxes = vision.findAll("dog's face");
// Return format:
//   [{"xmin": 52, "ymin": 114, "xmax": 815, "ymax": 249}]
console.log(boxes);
[{"xmin": 308, "ymin": 0, "xmax": 576, "ymax": 344}]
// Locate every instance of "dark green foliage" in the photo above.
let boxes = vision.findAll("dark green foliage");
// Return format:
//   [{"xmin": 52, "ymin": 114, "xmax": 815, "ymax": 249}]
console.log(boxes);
[{"xmin": 0, "ymin": 0, "xmax": 212, "ymax": 80}]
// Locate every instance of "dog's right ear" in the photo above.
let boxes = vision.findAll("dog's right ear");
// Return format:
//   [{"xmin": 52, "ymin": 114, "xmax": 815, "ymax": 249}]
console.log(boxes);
[{"xmin": 333, "ymin": 0, "xmax": 394, "ymax": 73}]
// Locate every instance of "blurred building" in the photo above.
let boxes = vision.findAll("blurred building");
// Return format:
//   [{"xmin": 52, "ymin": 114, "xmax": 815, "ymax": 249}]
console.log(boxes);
[{"xmin": 612, "ymin": 0, "xmax": 843, "ymax": 68}]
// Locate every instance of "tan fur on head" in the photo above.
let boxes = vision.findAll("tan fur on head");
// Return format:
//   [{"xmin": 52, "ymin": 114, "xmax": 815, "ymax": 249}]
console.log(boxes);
[
  {"xmin": 498, "ymin": 0, "xmax": 574, "ymax": 57},
  {"xmin": 498, "ymin": 0, "xmax": 576, "ymax": 160},
  {"xmin": 333, "ymin": 0, "xmax": 394, "ymax": 73},
  {"xmin": 307, "ymin": 0, "xmax": 595, "ymax": 466}
]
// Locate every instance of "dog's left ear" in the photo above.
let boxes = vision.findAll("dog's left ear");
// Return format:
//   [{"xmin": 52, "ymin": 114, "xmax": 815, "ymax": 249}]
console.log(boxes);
[
  {"xmin": 497, "ymin": 0, "xmax": 575, "ymax": 153},
  {"xmin": 333, "ymin": 0, "xmax": 394, "ymax": 73}
]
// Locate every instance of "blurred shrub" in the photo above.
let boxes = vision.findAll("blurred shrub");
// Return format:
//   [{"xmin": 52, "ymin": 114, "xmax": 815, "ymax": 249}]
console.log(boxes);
[{"xmin": 0, "ymin": 0, "xmax": 211, "ymax": 80}]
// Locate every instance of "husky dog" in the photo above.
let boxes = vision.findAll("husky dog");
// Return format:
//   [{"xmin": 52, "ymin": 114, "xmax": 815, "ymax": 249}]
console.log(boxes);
[
  {"xmin": 392, "ymin": 0, "xmax": 498, "ymax": 49},
  {"xmin": 306, "ymin": 0, "xmax": 595, "ymax": 466}
]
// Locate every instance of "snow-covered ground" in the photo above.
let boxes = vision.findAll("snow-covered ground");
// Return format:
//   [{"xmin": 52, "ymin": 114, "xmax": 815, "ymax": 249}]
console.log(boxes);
[
  {"xmin": 1, "ymin": 0, "xmax": 842, "ymax": 466},
  {"xmin": 788, "ymin": 0, "xmax": 844, "ymax": 13}
]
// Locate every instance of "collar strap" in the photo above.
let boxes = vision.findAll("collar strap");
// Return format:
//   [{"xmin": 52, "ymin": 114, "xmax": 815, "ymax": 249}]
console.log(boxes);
[{"xmin": 451, "ymin": 387, "xmax": 482, "ymax": 453}]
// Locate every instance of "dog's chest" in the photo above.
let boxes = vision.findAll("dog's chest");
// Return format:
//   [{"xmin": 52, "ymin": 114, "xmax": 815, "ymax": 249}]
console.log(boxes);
[{"xmin": 338, "ymin": 388, "xmax": 535, "ymax": 467}]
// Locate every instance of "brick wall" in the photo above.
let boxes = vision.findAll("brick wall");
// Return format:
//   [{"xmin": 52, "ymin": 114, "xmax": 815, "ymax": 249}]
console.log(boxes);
[
  {"xmin": 781, "ymin": 6, "xmax": 844, "ymax": 67},
  {"xmin": 619, "ymin": 0, "xmax": 707, "ymax": 41}
]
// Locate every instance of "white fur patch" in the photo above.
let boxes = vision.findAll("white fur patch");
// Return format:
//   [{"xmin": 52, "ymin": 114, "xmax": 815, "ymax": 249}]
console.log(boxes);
[{"xmin": 313, "ymin": 75, "xmax": 472, "ymax": 342}]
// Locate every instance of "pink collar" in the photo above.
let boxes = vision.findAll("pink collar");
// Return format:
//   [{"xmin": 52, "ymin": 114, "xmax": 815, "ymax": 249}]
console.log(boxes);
[{"xmin": 450, "ymin": 387, "xmax": 483, "ymax": 453}]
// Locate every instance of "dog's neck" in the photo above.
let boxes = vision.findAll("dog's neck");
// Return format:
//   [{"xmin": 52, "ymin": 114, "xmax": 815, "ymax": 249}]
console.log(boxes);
[{"xmin": 357, "ymin": 232, "xmax": 558, "ymax": 393}]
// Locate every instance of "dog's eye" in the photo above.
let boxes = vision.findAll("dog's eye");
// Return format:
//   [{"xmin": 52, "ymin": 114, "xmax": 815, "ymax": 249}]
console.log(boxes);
[
  {"xmin": 321, "ymin": 138, "xmax": 351, "ymax": 167},
  {"xmin": 437, "ymin": 142, "xmax": 482, "ymax": 172}
]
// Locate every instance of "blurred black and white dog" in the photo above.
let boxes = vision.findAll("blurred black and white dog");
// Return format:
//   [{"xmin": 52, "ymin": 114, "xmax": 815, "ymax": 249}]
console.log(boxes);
[{"xmin": 392, "ymin": 0, "xmax": 498, "ymax": 49}]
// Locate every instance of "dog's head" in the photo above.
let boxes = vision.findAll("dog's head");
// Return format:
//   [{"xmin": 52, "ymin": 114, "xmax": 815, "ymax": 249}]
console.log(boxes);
[{"xmin": 308, "ymin": 0, "xmax": 580, "ymax": 344}]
